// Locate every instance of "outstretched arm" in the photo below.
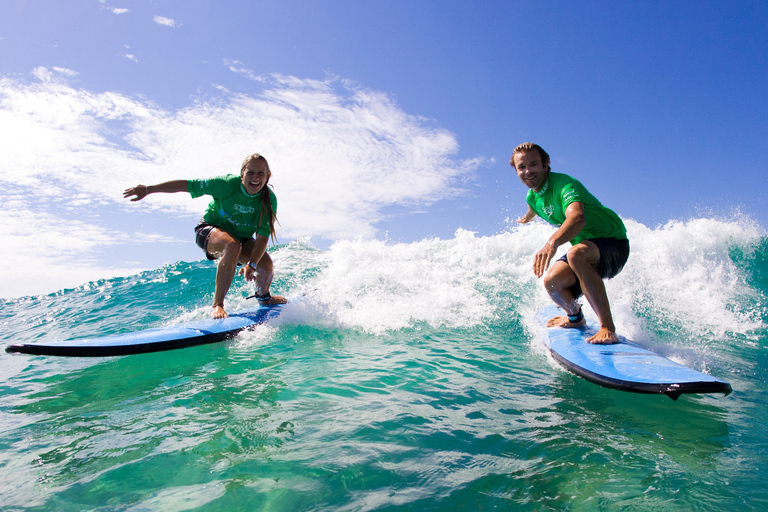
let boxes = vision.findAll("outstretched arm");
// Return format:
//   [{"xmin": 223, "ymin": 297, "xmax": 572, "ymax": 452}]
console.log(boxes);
[{"xmin": 123, "ymin": 180, "xmax": 189, "ymax": 201}]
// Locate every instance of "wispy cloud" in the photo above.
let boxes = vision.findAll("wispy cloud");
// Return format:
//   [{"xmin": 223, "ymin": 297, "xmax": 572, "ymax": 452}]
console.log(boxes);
[
  {"xmin": 0, "ymin": 195, "xmax": 147, "ymax": 299},
  {"xmin": 0, "ymin": 66, "xmax": 479, "ymax": 298},
  {"xmin": 112, "ymin": 8, "xmax": 129, "ymax": 15},
  {"xmin": 153, "ymin": 16, "xmax": 178, "ymax": 28}
]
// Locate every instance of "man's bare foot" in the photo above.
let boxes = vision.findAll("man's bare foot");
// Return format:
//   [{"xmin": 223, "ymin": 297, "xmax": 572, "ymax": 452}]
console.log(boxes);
[
  {"xmin": 586, "ymin": 327, "xmax": 619, "ymax": 344},
  {"xmin": 546, "ymin": 315, "xmax": 586, "ymax": 329},
  {"xmin": 212, "ymin": 305, "xmax": 228, "ymax": 319}
]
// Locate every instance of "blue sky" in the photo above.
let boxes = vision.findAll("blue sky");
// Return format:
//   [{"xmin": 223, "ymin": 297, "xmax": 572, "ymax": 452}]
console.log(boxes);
[{"xmin": 1, "ymin": 0, "xmax": 767, "ymax": 298}]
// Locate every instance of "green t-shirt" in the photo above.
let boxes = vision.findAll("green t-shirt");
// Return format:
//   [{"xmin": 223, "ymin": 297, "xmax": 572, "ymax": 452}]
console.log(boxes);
[
  {"xmin": 187, "ymin": 174, "xmax": 277, "ymax": 239},
  {"xmin": 526, "ymin": 172, "xmax": 627, "ymax": 245}
]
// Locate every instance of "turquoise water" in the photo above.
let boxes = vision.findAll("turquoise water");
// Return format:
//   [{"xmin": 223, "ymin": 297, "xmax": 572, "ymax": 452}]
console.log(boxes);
[{"xmin": 1, "ymin": 218, "xmax": 767, "ymax": 511}]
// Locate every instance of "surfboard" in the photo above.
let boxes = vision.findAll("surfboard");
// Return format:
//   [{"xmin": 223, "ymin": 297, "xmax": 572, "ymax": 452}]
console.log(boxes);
[
  {"xmin": 538, "ymin": 305, "xmax": 732, "ymax": 400},
  {"xmin": 5, "ymin": 303, "xmax": 288, "ymax": 357}
]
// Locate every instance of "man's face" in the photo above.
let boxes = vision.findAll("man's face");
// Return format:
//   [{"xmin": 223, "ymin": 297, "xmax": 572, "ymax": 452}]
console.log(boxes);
[{"xmin": 511, "ymin": 150, "xmax": 549, "ymax": 192}]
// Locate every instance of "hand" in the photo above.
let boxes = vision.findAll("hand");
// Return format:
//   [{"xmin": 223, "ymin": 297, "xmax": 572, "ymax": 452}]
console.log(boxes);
[
  {"xmin": 517, "ymin": 207, "xmax": 536, "ymax": 224},
  {"xmin": 533, "ymin": 240, "xmax": 556, "ymax": 278},
  {"xmin": 123, "ymin": 185, "xmax": 148, "ymax": 201},
  {"xmin": 238, "ymin": 264, "xmax": 258, "ymax": 282}
]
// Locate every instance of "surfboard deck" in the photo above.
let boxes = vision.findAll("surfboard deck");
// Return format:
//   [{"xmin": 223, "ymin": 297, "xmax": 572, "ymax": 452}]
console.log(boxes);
[
  {"xmin": 538, "ymin": 305, "xmax": 732, "ymax": 400},
  {"xmin": 5, "ymin": 303, "xmax": 287, "ymax": 357}
]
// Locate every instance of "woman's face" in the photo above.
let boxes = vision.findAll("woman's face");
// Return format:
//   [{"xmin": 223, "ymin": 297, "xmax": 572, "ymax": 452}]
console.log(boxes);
[{"xmin": 241, "ymin": 159, "xmax": 269, "ymax": 195}]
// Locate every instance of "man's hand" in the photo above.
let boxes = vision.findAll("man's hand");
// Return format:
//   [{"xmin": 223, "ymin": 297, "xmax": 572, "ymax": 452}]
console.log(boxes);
[
  {"xmin": 533, "ymin": 240, "xmax": 557, "ymax": 278},
  {"xmin": 517, "ymin": 206, "xmax": 537, "ymax": 224}
]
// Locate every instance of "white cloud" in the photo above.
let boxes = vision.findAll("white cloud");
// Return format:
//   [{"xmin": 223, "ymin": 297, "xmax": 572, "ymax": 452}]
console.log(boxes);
[
  {"xmin": 153, "ymin": 16, "xmax": 178, "ymax": 28},
  {"xmin": 0, "ymin": 196, "xmax": 147, "ymax": 298},
  {"xmin": 112, "ymin": 8, "xmax": 129, "ymax": 15},
  {"xmin": 0, "ymin": 68, "xmax": 479, "ymax": 298}
]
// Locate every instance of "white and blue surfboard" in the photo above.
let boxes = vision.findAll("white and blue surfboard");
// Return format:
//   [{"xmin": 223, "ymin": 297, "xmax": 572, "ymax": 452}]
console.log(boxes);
[
  {"xmin": 539, "ymin": 305, "xmax": 732, "ymax": 400},
  {"xmin": 5, "ymin": 303, "xmax": 287, "ymax": 357}
]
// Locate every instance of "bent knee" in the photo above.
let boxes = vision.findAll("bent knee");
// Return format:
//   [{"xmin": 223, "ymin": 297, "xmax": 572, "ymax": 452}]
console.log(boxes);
[
  {"xmin": 566, "ymin": 244, "xmax": 599, "ymax": 270},
  {"xmin": 220, "ymin": 239, "xmax": 243, "ymax": 258},
  {"xmin": 543, "ymin": 263, "xmax": 575, "ymax": 292}
]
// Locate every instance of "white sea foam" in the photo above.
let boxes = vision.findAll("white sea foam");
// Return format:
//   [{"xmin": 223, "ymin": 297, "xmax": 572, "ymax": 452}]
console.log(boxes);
[{"xmin": 269, "ymin": 217, "xmax": 765, "ymax": 344}]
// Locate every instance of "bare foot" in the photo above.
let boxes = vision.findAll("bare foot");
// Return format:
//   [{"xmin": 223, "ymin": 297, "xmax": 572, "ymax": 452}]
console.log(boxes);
[
  {"xmin": 587, "ymin": 327, "xmax": 619, "ymax": 344},
  {"xmin": 546, "ymin": 315, "xmax": 586, "ymax": 329},
  {"xmin": 212, "ymin": 305, "xmax": 229, "ymax": 319},
  {"xmin": 261, "ymin": 294, "xmax": 288, "ymax": 305}
]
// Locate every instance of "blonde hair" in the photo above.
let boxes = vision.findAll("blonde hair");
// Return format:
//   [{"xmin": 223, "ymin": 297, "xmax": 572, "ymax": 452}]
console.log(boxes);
[{"xmin": 241, "ymin": 153, "xmax": 278, "ymax": 242}]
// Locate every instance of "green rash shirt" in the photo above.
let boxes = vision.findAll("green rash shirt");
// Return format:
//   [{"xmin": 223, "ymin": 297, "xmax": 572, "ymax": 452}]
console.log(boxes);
[
  {"xmin": 526, "ymin": 172, "xmax": 627, "ymax": 245},
  {"xmin": 187, "ymin": 174, "xmax": 277, "ymax": 240}
]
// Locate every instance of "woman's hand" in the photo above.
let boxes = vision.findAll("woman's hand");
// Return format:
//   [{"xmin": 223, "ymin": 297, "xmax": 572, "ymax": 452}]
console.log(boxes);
[{"xmin": 123, "ymin": 185, "xmax": 149, "ymax": 201}]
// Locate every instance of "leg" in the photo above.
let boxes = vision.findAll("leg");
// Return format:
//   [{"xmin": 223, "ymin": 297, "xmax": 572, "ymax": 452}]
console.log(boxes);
[
  {"xmin": 562, "ymin": 242, "xmax": 618, "ymax": 344},
  {"xmin": 206, "ymin": 229, "xmax": 243, "ymax": 319},
  {"xmin": 542, "ymin": 260, "xmax": 586, "ymax": 328},
  {"xmin": 240, "ymin": 240, "xmax": 287, "ymax": 305}
]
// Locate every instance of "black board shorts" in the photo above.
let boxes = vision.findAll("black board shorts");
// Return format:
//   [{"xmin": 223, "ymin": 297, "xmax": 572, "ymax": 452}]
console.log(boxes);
[
  {"xmin": 194, "ymin": 223, "xmax": 218, "ymax": 260},
  {"xmin": 557, "ymin": 237, "xmax": 630, "ymax": 299},
  {"xmin": 194, "ymin": 223, "xmax": 253, "ymax": 261}
]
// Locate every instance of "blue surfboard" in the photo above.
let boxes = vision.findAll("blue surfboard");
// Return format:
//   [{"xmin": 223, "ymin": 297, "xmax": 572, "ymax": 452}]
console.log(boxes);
[
  {"xmin": 5, "ymin": 303, "xmax": 287, "ymax": 357},
  {"xmin": 538, "ymin": 305, "xmax": 732, "ymax": 400}
]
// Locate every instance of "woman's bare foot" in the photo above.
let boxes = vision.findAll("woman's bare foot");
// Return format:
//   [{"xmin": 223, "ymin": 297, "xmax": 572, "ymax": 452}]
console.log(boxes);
[
  {"xmin": 586, "ymin": 327, "xmax": 619, "ymax": 344},
  {"xmin": 261, "ymin": 294, "xmax": 288, "ymax": 305},
  {"xmin": 212, "ymin": 304, "xmax": 228, "ymax": 319},
  {"xmin": 546, "ymin": 315, "xmax": 586, "ymax": 329}
]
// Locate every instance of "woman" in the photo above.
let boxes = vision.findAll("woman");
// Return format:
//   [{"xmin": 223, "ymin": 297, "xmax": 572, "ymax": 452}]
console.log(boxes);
[{"xmin": 124, "ymin": 153, "xmax": 287, "ymax": 319}]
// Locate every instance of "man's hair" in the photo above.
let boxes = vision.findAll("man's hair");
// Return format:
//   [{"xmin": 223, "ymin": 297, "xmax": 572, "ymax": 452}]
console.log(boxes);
[{"xmin": 512, "ymin": 142, "xmax": 551, "ymax": 171}]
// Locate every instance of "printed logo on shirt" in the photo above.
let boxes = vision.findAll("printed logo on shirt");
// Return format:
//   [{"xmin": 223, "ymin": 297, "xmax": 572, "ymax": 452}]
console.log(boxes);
[
  {"xmin": 543, "ymin": 205, "xmax": 555, "ymax": 218},
  {"xmin": 233, "ymin": 204, "xmax": 255, "ymax": 214},
  {"xmin": 563, "ymin": 189, "xmax": 579, "ymax": 202}
]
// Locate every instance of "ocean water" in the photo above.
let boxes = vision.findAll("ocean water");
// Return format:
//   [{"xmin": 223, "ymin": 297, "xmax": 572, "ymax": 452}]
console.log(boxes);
[{"xmin": 1, "ymin": 217, "xmax": 766, "ymax": 511}]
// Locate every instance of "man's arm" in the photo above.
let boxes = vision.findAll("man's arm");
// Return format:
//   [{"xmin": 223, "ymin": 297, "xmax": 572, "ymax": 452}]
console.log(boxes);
[
  {"xmin": 123, "ymin": 180, "xmax": 189, "ymax": 201},
  {"xmin": 532, "ymin": 201, "xmax": 586, "ymax": 277},
  {"xmin": 517, "ymin": 206, "xmax": 538, "ymax": 224}
]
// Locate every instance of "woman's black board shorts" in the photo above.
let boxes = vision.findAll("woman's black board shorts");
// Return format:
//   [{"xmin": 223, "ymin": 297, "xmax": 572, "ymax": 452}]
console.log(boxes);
[{"xmin": 194, "ymin": 223, "xmax": 253, "ymax": 261}]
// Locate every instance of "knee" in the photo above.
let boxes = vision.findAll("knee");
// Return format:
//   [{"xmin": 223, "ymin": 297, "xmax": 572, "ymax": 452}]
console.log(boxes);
[
  {"xmin": 542, "ymin": 259, "xmax": 578, "ymax": 294},
  {"xmin": 566, "ymin": 245, "xmax": 589, "ymax": 265},
  {"xmin": 221, "ymin": 239, "xmax": 242, "ymax": 260},
  {"xmin": 542, "ymin": 266, "xmax": 566, "ymax": 293},
  {"xmin": 567, "ymin": 245, "xmax": 597, "ymax": 274}
]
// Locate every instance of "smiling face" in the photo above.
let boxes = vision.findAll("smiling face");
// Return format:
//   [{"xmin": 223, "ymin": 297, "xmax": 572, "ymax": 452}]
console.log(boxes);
[
  {"xmin": 240, "ymin": 158, "xmax": 270, "ymax": 195},
  {"xmin": 511, "ymin": 149, "xmax": 549, "ymax": 192}
]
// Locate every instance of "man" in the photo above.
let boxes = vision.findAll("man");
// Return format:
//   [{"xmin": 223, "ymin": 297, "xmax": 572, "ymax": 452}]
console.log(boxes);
[{"xmin": 511, "ymin": 142, "xmax": 629, "ymax": 344}]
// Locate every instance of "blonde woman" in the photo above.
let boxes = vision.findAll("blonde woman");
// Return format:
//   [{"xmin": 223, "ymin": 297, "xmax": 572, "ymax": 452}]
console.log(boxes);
[{"xmin": 124, "ymin": 153, "xmax": 287, "ymax": 319}]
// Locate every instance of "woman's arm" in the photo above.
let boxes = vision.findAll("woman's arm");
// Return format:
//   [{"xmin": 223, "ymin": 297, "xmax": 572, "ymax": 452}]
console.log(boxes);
[{"xmin": 123, "ymin": 180, "xmax": 189, "ymax": 201}]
